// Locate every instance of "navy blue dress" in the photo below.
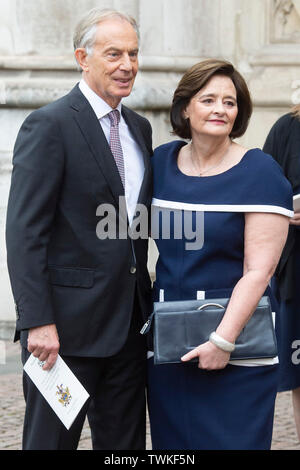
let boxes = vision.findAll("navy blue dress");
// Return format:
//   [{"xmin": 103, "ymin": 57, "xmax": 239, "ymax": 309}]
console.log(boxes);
[{"xmin": 147, "ymin": 140, "xmax": 293, "ymax": 450}]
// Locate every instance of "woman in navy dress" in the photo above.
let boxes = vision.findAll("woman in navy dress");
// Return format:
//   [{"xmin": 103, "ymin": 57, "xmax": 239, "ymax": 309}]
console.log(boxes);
[
  {"xmin": 147, "ymin": 59, "xmax": 293, "ymax": 450},
  {"xmin": 263, "ymin": 108, "xmax": 300, "ymax": 441}
]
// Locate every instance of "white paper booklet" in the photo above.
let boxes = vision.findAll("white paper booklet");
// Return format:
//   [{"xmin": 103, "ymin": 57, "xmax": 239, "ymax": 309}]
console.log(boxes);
[
  {"xmin": 23, "ymin": 354, "xmax": 90, "ymax": 430},
  {"xmin": 293, "ymin": 194, "xmax": 300, "ymax": 212}
]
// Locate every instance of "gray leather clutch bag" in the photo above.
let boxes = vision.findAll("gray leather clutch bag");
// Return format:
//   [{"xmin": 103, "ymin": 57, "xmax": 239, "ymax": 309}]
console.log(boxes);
[{"xmin": 141, "ymin": 296, "xmax": 277, "ymax": 365}]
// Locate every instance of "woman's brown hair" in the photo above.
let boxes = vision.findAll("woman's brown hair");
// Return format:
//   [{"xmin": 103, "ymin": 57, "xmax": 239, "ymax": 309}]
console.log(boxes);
[{"xmin": 170, "ymin": 59, "xmax": 253, "ymax": 140}]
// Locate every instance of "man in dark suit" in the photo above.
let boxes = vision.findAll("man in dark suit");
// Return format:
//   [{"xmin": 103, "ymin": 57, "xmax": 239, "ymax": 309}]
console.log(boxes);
[{"xmin": 6, "ymin": 8, "xmax": 153, "ymax": 450}]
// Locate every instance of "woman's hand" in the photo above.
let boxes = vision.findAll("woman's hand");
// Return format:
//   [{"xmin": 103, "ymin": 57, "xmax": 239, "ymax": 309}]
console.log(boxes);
[
  {"xmin": 181, "ymin": 341, "xmax": 230, "ymax": 370},
  {"xmin": 290, "ymin": 212, "xmax": 300, "ymax": 226}
]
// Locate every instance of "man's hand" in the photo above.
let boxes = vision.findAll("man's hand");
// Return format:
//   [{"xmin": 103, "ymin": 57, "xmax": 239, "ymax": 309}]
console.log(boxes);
[{"xmin": 27, "ymin": 324, "xmax": 60, "ymax": 371}]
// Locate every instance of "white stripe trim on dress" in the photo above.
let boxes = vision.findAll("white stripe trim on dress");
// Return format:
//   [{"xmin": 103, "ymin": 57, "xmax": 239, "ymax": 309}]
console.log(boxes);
[{"xmin": 152, "ymin": 198, "xmax": 294, "ymax": 218}]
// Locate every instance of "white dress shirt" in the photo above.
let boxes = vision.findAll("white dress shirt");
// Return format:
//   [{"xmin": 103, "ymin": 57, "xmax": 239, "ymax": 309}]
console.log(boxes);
[{"xmin": 79, "ymin": 79, "xmax": 145, "ymax": 224}]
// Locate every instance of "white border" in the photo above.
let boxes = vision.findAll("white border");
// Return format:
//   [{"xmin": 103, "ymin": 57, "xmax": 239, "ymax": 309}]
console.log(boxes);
[{"xmin": 152, "ymin": 198, "xmax": 294, "ymax": 217}]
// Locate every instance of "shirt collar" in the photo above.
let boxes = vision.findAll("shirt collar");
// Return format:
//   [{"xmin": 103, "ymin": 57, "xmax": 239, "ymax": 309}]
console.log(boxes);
[{"xmin": 79, "ymin": 78, "xmax": 122, "ymax": 120}]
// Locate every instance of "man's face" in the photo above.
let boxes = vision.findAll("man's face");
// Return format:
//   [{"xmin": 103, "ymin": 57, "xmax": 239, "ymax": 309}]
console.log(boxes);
[{"xmin": 81, "ymin": 19, "xmax": 139, "ymax": 108}]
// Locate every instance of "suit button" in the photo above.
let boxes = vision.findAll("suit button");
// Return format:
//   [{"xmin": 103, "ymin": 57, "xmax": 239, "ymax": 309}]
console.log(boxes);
[
  {"xmin": 130, "ymin": 266, "xmax": 136, "ymax": 274},
  {"xmin": 15, "ymin": 303, "xmax": 20, "ymax": 320}
]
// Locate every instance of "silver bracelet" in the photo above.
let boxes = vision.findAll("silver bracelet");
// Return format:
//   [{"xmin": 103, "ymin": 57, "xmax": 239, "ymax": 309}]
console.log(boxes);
[{"xmin": 209, "ymin": 331, "xmax": 235, "ymax": 353}]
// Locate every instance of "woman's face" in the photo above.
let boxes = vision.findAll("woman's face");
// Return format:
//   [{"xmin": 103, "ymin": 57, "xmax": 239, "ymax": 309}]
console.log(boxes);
[{"xmin": 184, "ymin": 75, "xmax": 238, "ymax": 139}]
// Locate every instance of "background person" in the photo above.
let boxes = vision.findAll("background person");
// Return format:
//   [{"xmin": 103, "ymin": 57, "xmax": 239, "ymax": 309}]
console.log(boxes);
[
  {"xmin": 263, "ymin": 106, "xmax": 300, "ymax": 441},
  {"xmin": 6, "ymin": 8, "xmax": 153, "ymax": 450},
  {"xmin": 147, "ymin": 59, "xmax": 293, "ymax": 450}
]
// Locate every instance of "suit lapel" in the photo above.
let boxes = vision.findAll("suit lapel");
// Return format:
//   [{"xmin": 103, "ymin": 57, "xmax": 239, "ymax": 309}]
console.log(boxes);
[
  {"xmin": 68, "ymin": 85, "xmax": 152, "ymax": 208},
  {"xmin": 122, "ymin": 106, "xmax": 152, "ymax": 206},
  {"xmin": 69, "ymin": 85, "xmax": 124, "ymax": 204},
  {"xmin": 122, "ymin": 106, "xmax": 150, "ymax": 163}
]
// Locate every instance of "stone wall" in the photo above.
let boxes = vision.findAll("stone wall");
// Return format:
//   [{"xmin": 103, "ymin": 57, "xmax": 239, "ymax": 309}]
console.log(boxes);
[{"xmin": 1, "ymin": 0, "xmax": 300, "ymax": 336}]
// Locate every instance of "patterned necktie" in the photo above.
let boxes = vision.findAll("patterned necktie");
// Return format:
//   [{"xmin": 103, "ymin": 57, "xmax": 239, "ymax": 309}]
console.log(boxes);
[{"xmin": 108, "ymin": 109, "xmax": 125, "ymax": 188}]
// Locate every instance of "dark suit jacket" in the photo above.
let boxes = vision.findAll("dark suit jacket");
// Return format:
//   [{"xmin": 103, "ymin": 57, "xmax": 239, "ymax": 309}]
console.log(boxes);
[
  {"xmin": 6, "ymin": 84, "xmax": 153, "ymax": 357},
  {"xmin": 263, "ymin": 112, "xmax": 300, "ymax": 301}
]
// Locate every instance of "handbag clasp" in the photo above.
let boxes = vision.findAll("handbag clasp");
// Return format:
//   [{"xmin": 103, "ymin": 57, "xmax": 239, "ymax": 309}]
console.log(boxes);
[{"xmin": 197, "ymin": 303, "xmax": 224, "ymax": 311}]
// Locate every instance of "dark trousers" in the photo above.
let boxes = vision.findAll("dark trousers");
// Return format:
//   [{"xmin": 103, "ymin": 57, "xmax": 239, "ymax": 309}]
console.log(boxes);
[{"xmin": 21, "ymin": 297, "xmax": 147, "ymax": 450}]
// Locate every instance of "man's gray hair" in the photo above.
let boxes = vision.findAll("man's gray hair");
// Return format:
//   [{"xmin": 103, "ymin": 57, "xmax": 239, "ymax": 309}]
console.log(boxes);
[{"xmin": 73, "ymin": 8, "xmax": 139, "ymax": 56}]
